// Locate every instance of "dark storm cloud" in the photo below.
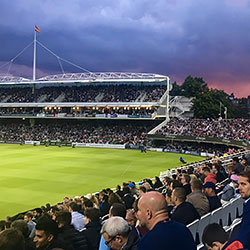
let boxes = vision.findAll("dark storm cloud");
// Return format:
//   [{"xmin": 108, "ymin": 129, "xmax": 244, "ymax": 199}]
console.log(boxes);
[{"xmin": 0, "ymin": 0, "xmax": 250, "ymax": 96}]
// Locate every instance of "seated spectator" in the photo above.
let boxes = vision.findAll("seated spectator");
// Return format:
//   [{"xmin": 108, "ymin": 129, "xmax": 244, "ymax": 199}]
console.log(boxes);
[
  {"xmin": 24, "ymin": 212, "xmax": 36, "ymax": 239},
  {"xmin": 136, "ymin": 191, "xmax": 196, "ymax": 250},
  {"xmin": 0, "ymin": 228, "xmax": 25, "ymax": 250},
  {"xmin": 212, "ymin": 163, "xmax": 226, "ymax": 183},
  {"xmin": 56, "ymin": 210, "xmax": 88, "ymax": 250},
  {"xmin": 203, "ymin": 166, "xmax": 217, "ymax": 184},
  {"xmin": 122, "ymin": 187, "xmax": 135, "ymax": 209},
  {"xmin": 115, "ymin": 185, "xmax": 123, "ymax": 198},
  {"xmin": 100, "ymin": 217, "xmax": 139, "ymax": 250},
  {"xmin": 202, "ymin": 223, "xmax": 245, "ymax": 250},
  {"xmin": 69, "ymin": 202, "xmax": 85, "ymax": 231},
  {"xmin": 203, "ymin": 182, "xmax": 222, "ymax": 212},
  {"xmin": 186, "ymin": 179, "xmax": 210, "ymax": 217},
  {"xmin": 180, "ymin": 174, "xmax": 192, "ymax": 195},
  {"xmin": 83, "ymin": 208, "xmax": 102, "ymax": 250},
  {"xmin": 165, "ymin": 189, "xmax": 175, "ymax": 214},
  {"xmin": 125, "ymin": 209, "xmax": 137, "ymax": 227},
  {"xmin": 11, "ymin": 219, "xmax": 36, "ymax": 250},
  {"xmin": 153, "ymin": 176, "xmax": 163, "ymax": 189},
  {"xmin": 221, "ymin": 174, "xmax": 239, "ymax": 203},
  {"xmin": 33, "ymin": 215, "xmax": 66, "ymax": 250},
  {"xmin": 138, "ymin": 186, "xmax": 146, "ymax": 197},
  {"xmin": 170, "ymin": 187, "xmax": 200, "ymax": 225},
  {"xmin": 108, "ymin": 193, "xmax": 124, "ymax": 207},
  {"xmin": 100, "ymin": 194, "xmax": 110, "ymax": 217}
]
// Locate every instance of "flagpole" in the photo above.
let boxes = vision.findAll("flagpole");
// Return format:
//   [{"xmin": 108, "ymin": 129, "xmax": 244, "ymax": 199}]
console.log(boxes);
[{"xmin": 32, "ymin": 28, "xmax": 36, "ymax": 81}]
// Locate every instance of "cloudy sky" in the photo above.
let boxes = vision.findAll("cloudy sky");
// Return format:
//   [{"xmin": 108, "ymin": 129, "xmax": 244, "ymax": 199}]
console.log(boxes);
[{"xmin": 0, "ymin": 0, "xmax": 250, "ymax": 97}]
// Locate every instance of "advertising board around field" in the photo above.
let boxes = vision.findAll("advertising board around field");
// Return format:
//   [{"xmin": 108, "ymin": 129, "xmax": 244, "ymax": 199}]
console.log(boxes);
[
  {"xmin": 72, "ymin": 143, "xmax": 125, "ymax": 149},
  {"xmin": 25, "ymin": 141, "xmax": 41, "ymax": 145}
]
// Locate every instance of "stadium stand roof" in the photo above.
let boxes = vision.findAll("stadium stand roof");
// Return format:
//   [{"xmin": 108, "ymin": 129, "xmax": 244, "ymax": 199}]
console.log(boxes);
[{"xmin": 0, "ymin": 72, "xmax": 169, "ymax": 85}]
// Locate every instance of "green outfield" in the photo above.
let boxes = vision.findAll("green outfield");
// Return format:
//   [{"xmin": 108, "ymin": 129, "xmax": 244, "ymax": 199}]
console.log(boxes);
[{"xmin": 0, "ymin": 144, "xmax": 204, "ymax": 219}]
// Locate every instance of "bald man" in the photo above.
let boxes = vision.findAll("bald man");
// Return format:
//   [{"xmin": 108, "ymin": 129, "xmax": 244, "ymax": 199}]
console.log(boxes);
[{"xmin": 136, "ymin": 191, "xmax": 196, "ymax": 250}]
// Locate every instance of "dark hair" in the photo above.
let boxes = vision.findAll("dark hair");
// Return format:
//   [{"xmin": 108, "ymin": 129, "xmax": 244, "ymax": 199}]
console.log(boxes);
[
  {"xmin": 36, "ymin": 215, "xmax": 58, "ymax": 238},
  {"xmin": 110, "ymin": 203, "xmax": 126, "ymax": 218},
  {"xmin": 69, "ymin": 202, "xmax": 80, "ymax": 212},
  {"xmin": 173, "ymin": 187, "xmax": 186, "ymax": 202},
  {"xmin": 139, "ymin": 186, "xmax": 146, "ymax": 193},
  {"xmin": 83, "ymin": 199, "xmax": 94, "ymax": 208},
  {"xmin": 84, "ymin": 208, "xmax": 100, "ymax": 222},
  {"xmin": 0, "ymin": 228, "xmax": 25, "ymax": 250},
  {"xmin": 0, "ymin": 221, "xmax": 5, "ymax": 231},
  {"xmin": 11, "ymin": 220, "xmax": 29, "ymax": 238},
  {"xmin": 202, "ymin": 223, "xmax": 228, "ymax": 247},
  {"xmin": 25, "ymin": 212, "xmax": 33, "ymax": 220},
  {"xmin": 171, "ymin": 179, "xmax": 182, "ymax": 189},
  {"xmin": 238, "ymin": 169, "xmax": 250, "ymax": 183},
  {"xmin": 202, "ymin": 166, "xmax": 211, "ymax": 173},
  {"xmin": 108, "ymin": 193, "xmax": 124, "ymax": 206},
  {"xmin": 123, "ymin": 187, "xmax": 131, "ymax": 195},
  {"xmin": 56, "ymin": 211, "xmax": 72, "ymax": 226},
  {"xmin": 182, "ymin": 174, "xmax": 191, "ymax": 184}
]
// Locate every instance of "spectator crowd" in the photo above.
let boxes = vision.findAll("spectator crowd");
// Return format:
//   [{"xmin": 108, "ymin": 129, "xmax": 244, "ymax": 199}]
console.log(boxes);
[
  {"xmin": 157, "ymin": 118, "xmax": 250, "ymax": 143},
  {"xmin": 0, "ymin": 150, "xmax": 250, "ymax": 250},
  {"xmin": 0, "ymin": 84, "xmax": 167, "ymax": 103}
]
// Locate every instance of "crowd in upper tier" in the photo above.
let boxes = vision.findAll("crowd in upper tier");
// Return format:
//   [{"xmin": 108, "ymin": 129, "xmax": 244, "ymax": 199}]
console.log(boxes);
[
  {"xmin": 0, "ymin": 149, "xmax": 250, "ymax": 250},
  {"xmin": 157, "ymin": 118, "xmax": 250, "ymax": 143},
  {"xmin": 0, "ymin": 85, "xmax": 167, "ymax": 103}
]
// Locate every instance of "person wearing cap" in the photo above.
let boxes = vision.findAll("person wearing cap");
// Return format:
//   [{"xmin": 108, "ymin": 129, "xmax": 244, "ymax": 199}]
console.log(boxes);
[
  {"xmin": 203, "ymin": 182, "xmax": 222, "ymax": 212},
  {"xmin": 128, "ymin": 183, "xmax": 138, "ymax": 197},
  {"xmin": 221, "ymin": 175, "xmax": 239, "ymax": 204}
]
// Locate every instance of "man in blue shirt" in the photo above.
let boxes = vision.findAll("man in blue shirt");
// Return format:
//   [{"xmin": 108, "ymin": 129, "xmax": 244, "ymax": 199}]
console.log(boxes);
[
  {"xmin": 236, "ymin": 169, "xmax": 250, "ymax": 249},
  {"xmin": 136, "ymin": 191, "xmax": 196, "ymax": 250}
]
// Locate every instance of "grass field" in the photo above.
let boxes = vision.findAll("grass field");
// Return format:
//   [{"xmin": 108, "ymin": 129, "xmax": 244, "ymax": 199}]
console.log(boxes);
[{"xmin": 0, "ymin": 144, "xmax": 204, "ymax": 219}]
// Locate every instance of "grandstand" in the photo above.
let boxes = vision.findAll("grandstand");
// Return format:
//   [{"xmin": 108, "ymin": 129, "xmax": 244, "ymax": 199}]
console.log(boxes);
[{"xmin": 0, "ymin": 34, "xmax": 250, "ymax": 250}]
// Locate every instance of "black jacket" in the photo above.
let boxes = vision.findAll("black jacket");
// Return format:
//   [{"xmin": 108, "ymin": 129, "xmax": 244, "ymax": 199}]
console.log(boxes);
[
  {"xmin": 171, "ymin": 202, "xmax": 200, "ymax": 225},
  {"xmin": 84, "ymin": 220, "xmax": 102, "ymax": 250},
  {"xmin": 123, "ymin": 226, "xmax": 139, "ymax": 250},
  {"xmin": 58, "ymin": 225, "xmax": 88, "ymax": 250}
]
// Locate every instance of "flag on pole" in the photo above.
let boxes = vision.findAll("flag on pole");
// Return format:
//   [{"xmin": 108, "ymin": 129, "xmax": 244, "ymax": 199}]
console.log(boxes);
[{"xmin": 35, "ymin": 26, "xmax": 41, "ymax": 33}]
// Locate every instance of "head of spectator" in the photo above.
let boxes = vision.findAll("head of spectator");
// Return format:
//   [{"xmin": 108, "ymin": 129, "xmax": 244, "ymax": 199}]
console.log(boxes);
[
  {"xmin": 232, "ymin": 157, "xmax": 240, "ymax": 165},
  {"xmin": 125, "ymin": 209, "xmax": 137, "ymax": 227},
  {"xmin": 11, "ymin": 219, "xmax": 29, "ymax": 238},
  {"xmin": 101, "ymin": 217, "xmax": 131, "ymax": 250},
  {"xmin": 163, "ymin": 176, "xmax": 172, "ymax": 188},
  {"xmin": 227, "ymin": 164, "xmax": 237, "ymax": 176},
  {"xmin": 108, "ymin": 193, "xmax": 124, "ymax": 206},
  {"xmin": 242, "ymin": 154, "xmax": 250, "ymax": 167},
  {"xmin": 84, "ymin": 207, "xmax": 100, "ymax": 225},
  {"xmin": 24, "ymin": 212, "xmax": 33, "ymax": 223},
  {"xmin": 180, "ymin": 174, "xmax": 191, "ymax": 185},
  {"xmin": 128, "ymin": 183, "xmax": 135, "ymax": 190},
  {"xmin": 136, "ymin": 191, "xmax": 168, "ymax": 231},
  {"xmin": 33, "ymin": 208, "xmax": 42, "ymax": 219},
  {"xmin": 171, "ymin": 187, "xmax": 186, "ymax": 207},
  {"xmin": 170, "ymin": 179, "xmax": 182, "ymax": 190},
  {"xmin": 69, "ymin": 202, "xmax": 80, "ymax": 213},
  {"xmin": 0, "ymin": 228, "xmax": 25, "ymax": 250},
  {"xmin": 203, "ymin": 166, "xmax": 217, "ymax": 184},
  {"xmin": 142, "ymin": 182, "xmax": 152, "ymax": 191},
  {"xmin": 203, "ymin": 182, "xmax": 216, "ymax": 197},
  {"xmin": 138, "ymin": 186, "xmax": 146, "ymax": 197},
  {"xmin": 202, "ymin": 166, "xmax": 212, "ymax": 177},
  {"xmin": 202, "ymin": 223, "xmax": 244, "ymax": 250},
  {"xmin": 55, "ymin": 210, "xmax": 71, "ymax": 228},
  {"xmin": 238, "ymin": 170, "xmax": 250, "ymax": 200},
  {"xmin": 212, "ymin": 164, "xmax": 220, "ymax": 174},
  {"xmin": 33, "ymin": 215, "xmax": 58, "ymax": 249},
  {"xmin": 190, "ymin": 179, "xmax": 203, "ymax": 192},
  {"xmin": 109, "ymin": 203, "xmax": 127, "ymax": 219}
]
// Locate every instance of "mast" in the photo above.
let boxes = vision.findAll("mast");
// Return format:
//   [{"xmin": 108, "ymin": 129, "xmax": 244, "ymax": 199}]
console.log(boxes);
[{"xmin": 32, "ymin": 29, "xmax": 36, "ymax": 81}]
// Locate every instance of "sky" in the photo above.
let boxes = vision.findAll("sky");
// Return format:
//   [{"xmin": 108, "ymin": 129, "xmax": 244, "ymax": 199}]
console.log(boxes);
[{"xmin": 0, "ymin": 0, "xmax": 250, "ymax": 97}]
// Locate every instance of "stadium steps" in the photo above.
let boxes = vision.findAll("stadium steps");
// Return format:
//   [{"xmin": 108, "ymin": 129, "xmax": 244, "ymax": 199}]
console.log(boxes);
[
  {"xmin": 95, "ymin": 93, "xmax": 104, "ymax": 102},
  {"xmin": 148, "ymin": 119, "xmax": 169, "ymax": 134},
  {"xmin": 1, "ymin": 95, "xmax": 11, "ymax": 103},
  {"xmin": 37, "ymin": 94, "xmax": 47, "ymax": 102},
  {"xmin": 54, "ymin": 93, "xmax": 65, "ymax": 102},
  {"xmin": 136, "ymin": 91, "xmax": 146, "ymax": 102}
]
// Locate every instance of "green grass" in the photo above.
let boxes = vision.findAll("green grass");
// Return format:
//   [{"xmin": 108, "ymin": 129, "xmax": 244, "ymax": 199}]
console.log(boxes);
[{"xmin": 0, "ymin": 144, "xmax": 204, "ymax": 219}]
